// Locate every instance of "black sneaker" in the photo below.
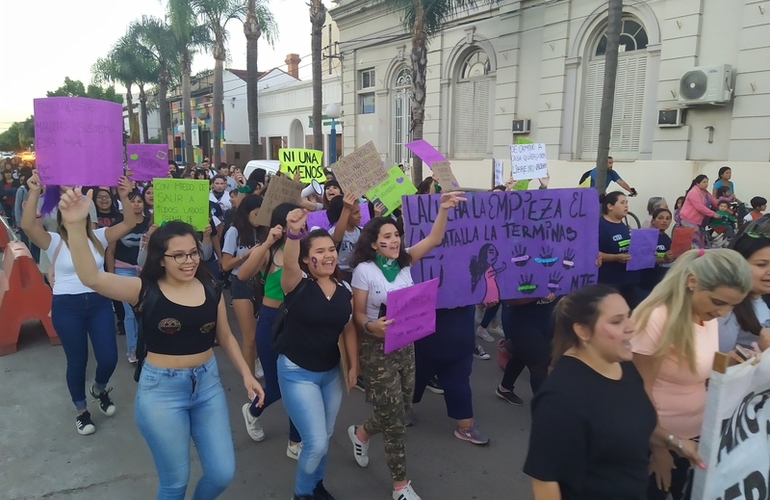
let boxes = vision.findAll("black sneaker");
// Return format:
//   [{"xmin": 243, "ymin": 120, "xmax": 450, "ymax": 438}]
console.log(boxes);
[
  {"xmin": 426, "ymin": 377, "xmax": 444, "ymax": 394},
  {"xmin": 76, "ymin": 411, "xmax": 96, "ymax": 435},
  {"xmin": 354, "ymin": 376, "xmax": 366, "ymax": 392},
  {"xmin": 313, "ymin": 480, "xmax": 336, "ymax": 500},
  {"xmin": 496, "ymin": 387, "xmax": 524, "ymax": 406},
  {"xmin": 116, "ymin": 320, "xmax": 126, "ymax": 336},
  {"xmin": 90, "ymin": 386, "xmax": 116, "ymax": 417}
]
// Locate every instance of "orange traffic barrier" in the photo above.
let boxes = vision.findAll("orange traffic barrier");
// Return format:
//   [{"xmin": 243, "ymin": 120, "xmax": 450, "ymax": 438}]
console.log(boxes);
[{"xmin": 0, "ymin": 242, "xmax": 59, "ymax": 355}]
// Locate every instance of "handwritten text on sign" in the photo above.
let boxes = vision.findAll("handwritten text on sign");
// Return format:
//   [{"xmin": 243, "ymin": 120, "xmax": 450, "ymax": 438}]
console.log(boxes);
[
  {"xmin": 384, "ymin": 279, "xmax": 439, "ymax": 354},
  {"xmin": 365, "ymin": 165, "xmax": 416, "ymax": 216},
  {"xmin": 692, "ymin": 351, "xmax": 770, "ymax": 500},
  {"xmin": 332, "ymin": 141, "xmax": 388, "ymax": 198},
  {"xmin": 510, "ymin": 143, "xmax": 547, "ymax": 181},
  {"xmin": 33, "ymin": 97, "xmax": 123, "ymax": 186},
  {"xmin": 154, "ymin": 179, "xmax": 210, "ymax": 231},
  {"xmin": 279, "ymin": 148, "xmax": 324, "ymax": 182},
  {"xmin": 403, "ymin": 189, "xmax": 600, "ymax": 309},
  {"xmin": 126, "ymin": 144, "xmax": 169, "ymax": 181}
]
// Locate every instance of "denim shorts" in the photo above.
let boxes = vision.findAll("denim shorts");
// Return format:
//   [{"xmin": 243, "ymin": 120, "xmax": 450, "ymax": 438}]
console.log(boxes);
[{"xmin": 230, "ymin": 274, "xmax": 255, "ymax": 300}]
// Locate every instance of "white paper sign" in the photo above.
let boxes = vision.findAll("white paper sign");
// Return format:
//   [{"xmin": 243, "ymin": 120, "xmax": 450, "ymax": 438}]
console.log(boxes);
[
  {"xmin": 692, "ymin": 351, "xmax": 770, "ymax": 499},
  {"xmin": 510, "ymin": 143, "xmax": 547, "ymax": 181},
  {"xmin": 493, "ymin": 159, "xmax": 504, "ymax": 187}
]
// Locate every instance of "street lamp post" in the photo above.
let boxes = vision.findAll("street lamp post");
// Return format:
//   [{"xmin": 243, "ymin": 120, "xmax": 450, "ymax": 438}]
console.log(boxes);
[
  {"xmin": 177, "ymin": 124, "xmax": 185, "ymax": 164},
  {"xmin": 325, "ymin": 102, "xmax": 341, "ymax": 165}
]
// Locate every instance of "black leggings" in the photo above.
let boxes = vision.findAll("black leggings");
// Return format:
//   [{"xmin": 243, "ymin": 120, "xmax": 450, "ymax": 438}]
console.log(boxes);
[{"xmin": 499, "ymin": 304, "xmax": 552, "ymax": 394}]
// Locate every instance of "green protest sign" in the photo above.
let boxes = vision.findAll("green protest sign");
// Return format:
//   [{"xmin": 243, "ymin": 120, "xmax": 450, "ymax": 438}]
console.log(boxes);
[
  {"xmin": 153, "ymin": 179, "xmax": 210, "ymax": 231},
  {"xmin": 365, "ymin": 166, "xmax": 417, "ymax": 216},
  {"xmin": 279, "ymin": 148, "xmax": 324, "ymax": 182}
]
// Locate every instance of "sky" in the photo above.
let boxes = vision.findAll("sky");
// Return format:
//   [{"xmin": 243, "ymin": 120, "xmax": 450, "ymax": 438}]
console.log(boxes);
[{"xmin": 0, "ymin": 0, "xmax": 327, "ymax": 132}]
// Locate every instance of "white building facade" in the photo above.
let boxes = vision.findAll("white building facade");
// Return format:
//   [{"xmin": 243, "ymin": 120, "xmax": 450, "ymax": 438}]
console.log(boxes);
[{"xmin": 330, "ymin": 0, "xmax": 770, "ymax": 213}]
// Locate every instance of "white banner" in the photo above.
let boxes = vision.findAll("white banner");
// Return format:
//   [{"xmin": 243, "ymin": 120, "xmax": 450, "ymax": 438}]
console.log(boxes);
[
  {"xmin": 493, "ymin": 158, "xmax": 504, "ymax": 187},
  {"xmin": 692, "ymin": 351, "xmax": 770, "ymax": 499}
]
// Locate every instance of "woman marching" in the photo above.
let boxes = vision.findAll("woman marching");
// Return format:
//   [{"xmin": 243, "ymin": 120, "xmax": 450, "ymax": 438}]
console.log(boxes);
[
  {"xmin": 275, "ymin": 208, "xmax": 359, "ymax": 500},
  {"xmin": 21, "ymin": 171, "xmax": 137, "ymax": 435},
  {"xmin": 347, "ymin": 191, "xmax": 466, "ymax": 500},
  {"xmin": 59, "ymin": 187, "xmax": 264, "ymax": 499}
]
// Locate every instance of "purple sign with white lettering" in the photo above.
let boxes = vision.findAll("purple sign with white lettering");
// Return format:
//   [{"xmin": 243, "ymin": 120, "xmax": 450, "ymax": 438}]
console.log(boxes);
[
  {"xmin": 33, "ymin": 97, "xmax": 123, "ymax": 186},
  {"xmin": 126, "ymin": 144, "xmax": 169, "ymax": 181},
  {"xmin": 403, "ymin": 189, "xmax": 600, "ymax": 309}
]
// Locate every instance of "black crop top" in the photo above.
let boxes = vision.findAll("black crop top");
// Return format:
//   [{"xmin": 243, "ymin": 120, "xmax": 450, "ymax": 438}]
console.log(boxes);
[
  {"xmin": 277, "ymin": 277, "xmax": 352, "ymax": 372},
  {"xmin": 138, "ymin": 278, "xmax": 219, "ymax": 355}
]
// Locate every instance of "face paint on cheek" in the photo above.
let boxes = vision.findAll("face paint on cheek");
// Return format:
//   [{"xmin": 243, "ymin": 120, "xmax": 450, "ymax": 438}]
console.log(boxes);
[
  {"xmin": 311, "ymin": 257, "xmax": 318, "ymax": 269},
  {"xmin": 379, "ymin": 242, "xmax": 388, "ymax": 248}
]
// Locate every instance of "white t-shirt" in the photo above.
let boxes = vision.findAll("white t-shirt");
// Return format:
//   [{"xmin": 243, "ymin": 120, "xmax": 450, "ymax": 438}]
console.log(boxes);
[
  {"xmin": 352, "ymin": 260, "xmax": 413, "ymax": 322},
  {"xmin": 330, "ymin": 225, "xmax": 361, "ymax": 271},
  {"xmin": 45, "ymin": 228, "xmax": 109, "ymax": 296},
  {"xmin": 209, "ymin": 190, "xmax": 232, "ymax": 211},
  {"xmin": 222, "ymin": 226, "xmax": 254, "ymax": 277},
  {"xmin": 718, "ymin": 297, "xmax": 770, "ymax": 352}
]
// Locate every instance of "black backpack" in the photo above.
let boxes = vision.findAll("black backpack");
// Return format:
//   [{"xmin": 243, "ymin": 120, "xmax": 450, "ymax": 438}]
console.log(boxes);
[{"xmin": 133, "ymin": 278, "xmax": 222, "ymax": 382}]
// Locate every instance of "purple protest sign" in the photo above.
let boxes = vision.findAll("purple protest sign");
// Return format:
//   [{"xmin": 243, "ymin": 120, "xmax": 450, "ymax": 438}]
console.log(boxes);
[
  {"xmin": 403, "ymin": 189, "xmax": 600, "ymax": 309},
  {"xmin": 384, "ymin": 279, "xmax": 439, "ymax": 354},
  {"xmin": 306, "ymin": 202, "xmax": 371, "ymax": 231},
  {"xmin": 627, "ymin": 228, "xmax": 659, "ymax": 271},
  {"xmin": 405, "ymin": 140, "xmax": 447, "ymax": 168},
  {"xmin": 126, "ymin": 144, "xmax": 169, "ymax": 181},
  {"xmin": 34, "ymin": 97, "xmax": 123, "ymax": 186}
]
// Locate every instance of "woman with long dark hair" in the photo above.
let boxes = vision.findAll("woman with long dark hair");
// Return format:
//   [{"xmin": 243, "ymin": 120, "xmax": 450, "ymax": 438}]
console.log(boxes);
[
  {"xmin": 598, "ymin": 191, "xmax": 642, "ymax": 309},
  {"xmin": 59, "ymin": 188, "xmax": 264, "ymax": 499},
  {"xmin": 346, "ymin": 192, "xmax": 465, "ymax": 500},
  {"xmin": 21, "ymin": 171, "xmax": 137, "ymax": 435}
]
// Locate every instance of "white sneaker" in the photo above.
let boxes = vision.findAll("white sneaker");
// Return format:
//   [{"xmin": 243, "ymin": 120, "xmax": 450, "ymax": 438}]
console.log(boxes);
[
  {"xmin": 347, "ymin": 425, "xmax": 369, "ymax": 467},
  {"xmin": 286, "ymin": 440, "xmax": 302, "ymax": 460},
  {"xmin": 475, "ymin": 325, "xmax": 494, "ymax": 342},
  {"xmin": 393, "ymin": 481, "xmax": 422, "ymax": 500},
  {"xmin": 127, "ymin": 349, "xmax": 138, "ymax": 364},
  {"xmin": 488, "ymin": 324, "xmax": 504, "ymax": 337},
  {"xmin": 241, "ymin": 403, "xmax": 265, "ymax": 442},
  {"xmin": 255, "ymin": 358, "xmax": 264, "ymax": 379}
]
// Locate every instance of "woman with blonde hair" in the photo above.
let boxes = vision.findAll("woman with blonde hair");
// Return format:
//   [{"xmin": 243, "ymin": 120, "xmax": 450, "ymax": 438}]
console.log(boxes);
[{"xmin": 631, "ymin": 248, "xmax": 752, "ymax": 500}]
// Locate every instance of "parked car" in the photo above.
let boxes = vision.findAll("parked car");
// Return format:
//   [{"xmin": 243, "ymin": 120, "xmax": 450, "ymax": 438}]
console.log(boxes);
[{"xmin": 243, "ymin": 160, "xmax": 280, "ymax": 180}]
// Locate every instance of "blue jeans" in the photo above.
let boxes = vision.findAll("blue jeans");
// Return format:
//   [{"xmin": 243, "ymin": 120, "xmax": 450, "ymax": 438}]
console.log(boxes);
[
  {"xmin": 114, "ymin": 267, "xmax": 138, "ymax": 355},
  {"xmin": 249, "ymin": 304, "xmax": 301, "ymax": 443},
  {"xmin": 277, "ymin": 355, "xmax": 343, "ymax": 496},
  {"xmin": 135, "ymin": 356, "xmax": 235, "ymax": 500},
  {"xmin": 52, "ymin": 293, "xmax": 118, "ymax": 410}
]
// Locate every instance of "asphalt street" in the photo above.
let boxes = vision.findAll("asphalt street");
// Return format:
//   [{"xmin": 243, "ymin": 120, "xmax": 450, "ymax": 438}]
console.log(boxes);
[{"xmin": 1, "ymin": 313, "xmax": 535, "ymax": 500}]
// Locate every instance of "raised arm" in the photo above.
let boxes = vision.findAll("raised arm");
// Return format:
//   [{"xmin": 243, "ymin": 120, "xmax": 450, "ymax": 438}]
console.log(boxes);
[
  {"xmin": 281, "ymin": 209, "xmax": 307, "ymax": 294},
  {"xmin": 409, "ymin": 192, "xmax": 466, "ymax": 262},
  {"xmin": 104, "ymin": 176, "xmax": 139, "ymax": 244},
  {"xmin": 332, "ymin": 193, "xmax": 357, "ymax": 243},
  {"xmin": 58, "ymin": 188, "xmax": 142, "ymax": 305},
  {"xmin": 19, "ymin": 171, "xmax": 51, "ymax": 251},
  {"xmin": 238, "ymin": 225, "xmax": 283, "ymax": 280}
]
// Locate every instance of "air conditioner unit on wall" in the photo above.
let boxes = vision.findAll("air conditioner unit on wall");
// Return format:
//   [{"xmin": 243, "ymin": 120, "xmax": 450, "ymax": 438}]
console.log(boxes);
[
  {"xmin": 658, "ymin": 108, "xmax": 685, "ymax": 128},
  {"xmin": 678, "ymin": 64, "xmax": 734, "ymax": 105}
]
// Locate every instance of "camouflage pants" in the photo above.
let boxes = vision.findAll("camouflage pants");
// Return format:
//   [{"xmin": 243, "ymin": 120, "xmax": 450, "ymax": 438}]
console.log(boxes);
[{"xmin": 360, "ymin": 334, "xmax": 415, "ymax": 482}]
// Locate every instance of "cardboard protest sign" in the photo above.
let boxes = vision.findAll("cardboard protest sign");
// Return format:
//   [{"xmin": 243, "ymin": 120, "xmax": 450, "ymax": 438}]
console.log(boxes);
[
  {"xmin": 671, "ymin": 226, "xmax": 696, "ymax": 257},
  {"xmin": 405, "ymin": 139, "xmax": 447, "ymax": 168},
  {"xmin": 384, "ymin": 279, "xmax": 439, "ymax": 354},
  {"xmin": 403, "ymin": 188, "xmax": 600, "ymax": 309},
  {"xmin": 33, "ymin": 97, "xmax": 123, "ymax": 186},
  {"xmin": 692, "ymin": 351, "xmax": 770, "ymax": 499},
  {"xmin": 154, "ymin": 179, "xmax": 209, "ymax": 230},
  {"xmin": 510, "ymin": 143, "xmax": 548, "ymax": 181},
  {"xmin": 279, "ymin": 148, "xmax": 324, "ymax": 182},
  {"xmin": 627, "ymin": 228, "xmax": 658, "ymax": 271},
  {"xmin": 306, "ymin": 202, "xmax": 371, "ymax": 231},
  {"xmin": 126, "ymin": 144, "xmax": 169, "ymax": 181},
  {"xmin": 256, "ymin": 175, "xmax": 303, "ymax": 227},
  {"xmin": 493, "ymin": 159, "xmax": 504, "ymax": 187},
  {"xmin": 365, "ymin": 165, "xmax": 416, "ymax": 216},
  {"xmin": 332, "ymin": 142, "xmax": 388, "ymax": 198},
  {"xmin": 431, "ymin": 161, "xmax": 461, "ymax": 191}
]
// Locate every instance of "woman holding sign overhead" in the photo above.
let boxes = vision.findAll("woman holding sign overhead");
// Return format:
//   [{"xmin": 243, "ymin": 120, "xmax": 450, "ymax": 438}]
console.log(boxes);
[
  {"xmin": 346, "ymin": 192, "xmax": 466, "ymax": 500},
  {"xmin": 21, "ymin": 171, "xmax": 137, "ymax": 435}
]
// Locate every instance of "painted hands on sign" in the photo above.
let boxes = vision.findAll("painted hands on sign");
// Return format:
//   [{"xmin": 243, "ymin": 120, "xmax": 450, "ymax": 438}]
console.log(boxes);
[
  {"xmin": 58, "ymin": 187, "xmax": 92, "ymax": 225},
  {"xmin": 439, "ymin": 191, "xmax": 466, "ymax": 210}
]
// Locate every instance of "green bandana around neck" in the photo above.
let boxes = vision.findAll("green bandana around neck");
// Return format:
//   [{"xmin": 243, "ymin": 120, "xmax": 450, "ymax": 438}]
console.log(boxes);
[{"xmin": 375, "ymin": 253, "xmax": 400, "ymax": 283}]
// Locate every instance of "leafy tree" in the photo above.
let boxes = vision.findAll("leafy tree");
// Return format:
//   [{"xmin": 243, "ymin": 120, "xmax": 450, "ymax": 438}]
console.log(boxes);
[
  {"xmin": 310, "ymin": 0, "xmax": 326, "ymax": 152},
  {"xmin": 244, "ymin": 0, "xmax": 278, "ymax": 159},
  {"xmin": 46, "ymin": 76, "xmax": 124, "ymax": 104},
  {"xmin": 0, "ymin": 117, "xmax": 34, "ymax": 152}
]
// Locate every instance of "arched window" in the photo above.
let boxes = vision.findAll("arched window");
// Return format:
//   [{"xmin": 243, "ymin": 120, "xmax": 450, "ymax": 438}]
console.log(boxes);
[
  {"xmin": 453, "ymin": 49, "xmax": 492, "ymax": 157},
  {"xmin": 392, "ymin": 66, "xmax": 412, "ymax": 165},
  {"xmin": 581, "ymin": 18, "xmax": 649, "ymax": 159}
]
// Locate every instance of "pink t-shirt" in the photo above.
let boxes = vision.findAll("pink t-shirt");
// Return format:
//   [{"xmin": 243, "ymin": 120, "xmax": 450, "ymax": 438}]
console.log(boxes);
[{"xmin": 631, "ymin": 306, "xmax": 718, "ymax": 438}]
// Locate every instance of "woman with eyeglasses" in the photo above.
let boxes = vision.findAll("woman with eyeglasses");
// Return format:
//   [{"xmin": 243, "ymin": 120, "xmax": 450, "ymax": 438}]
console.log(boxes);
[{"xmin": 58, "ymin": 187, "xmax": 265, "ymax": 499}]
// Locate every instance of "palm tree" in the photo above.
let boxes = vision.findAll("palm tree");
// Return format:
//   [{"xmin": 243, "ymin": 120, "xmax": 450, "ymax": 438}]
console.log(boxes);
[
  {"xmin": 388, "ymin": 0, "xmax": 494, "ymax": 183},
  {"xmin": 310, "ymin": 0, "xmax": 326, "ymax": 152},
  {"xmin": 168, "ymin": 0, "xmax": 207, "ymax": 163},
  {"xmin": 131, "ymin": 16, "xmax": 181, "ymax": 145},
  {"xmin": 192, "ymin": 0, "xmax": 246, "ymax": 167},
  {"xmin": 595, "ymin": 0, "xmax": 622, "ymax": 195},
  {"xmin": 244, "ymin": 0, "xmax": 278, "ymax": 160}
]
